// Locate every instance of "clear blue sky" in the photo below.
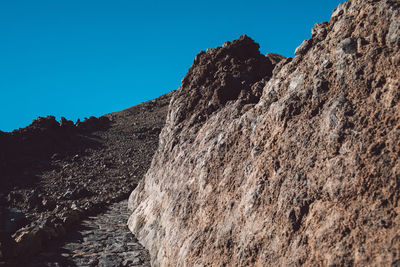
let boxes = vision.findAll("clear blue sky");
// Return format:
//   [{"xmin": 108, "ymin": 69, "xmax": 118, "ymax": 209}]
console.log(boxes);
[{"xmin": 0, "ymin": 0, "xmax": 343, "ymax": 132}]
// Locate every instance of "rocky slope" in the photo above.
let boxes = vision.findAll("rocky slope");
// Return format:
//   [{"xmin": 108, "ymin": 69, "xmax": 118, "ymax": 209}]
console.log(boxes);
[
  {"xmin": 0, "ymin": 92, "xmax": 171, "ymax": 264},
  {"xmin": 128, "ymin": 0, "xmax": 400, "ymax": 266}
]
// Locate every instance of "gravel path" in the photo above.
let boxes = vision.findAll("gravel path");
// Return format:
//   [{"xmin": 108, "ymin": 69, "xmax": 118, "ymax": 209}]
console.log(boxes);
[{"xmin": 28, "ymin": 200, "xmax": 150, "ymax": 267}]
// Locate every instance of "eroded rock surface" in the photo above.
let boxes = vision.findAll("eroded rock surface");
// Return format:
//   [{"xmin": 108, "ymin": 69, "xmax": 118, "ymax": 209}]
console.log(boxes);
[{"xmin": 128, "ymin": 0, "xmax": 400, "ymax": 266}]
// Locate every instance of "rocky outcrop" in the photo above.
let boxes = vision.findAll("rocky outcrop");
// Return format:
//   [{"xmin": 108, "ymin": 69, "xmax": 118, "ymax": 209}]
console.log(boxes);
[
  {"xmin": 128, "ymin": 0, "xmax": 400, "ymax": 266},
  {"xmin": 0, "ymin": 93, "xmax": 171, "ymax": 264},
  {"xmin": 0, "ymin": 115, "xmax": 111, "ymax": 193}
]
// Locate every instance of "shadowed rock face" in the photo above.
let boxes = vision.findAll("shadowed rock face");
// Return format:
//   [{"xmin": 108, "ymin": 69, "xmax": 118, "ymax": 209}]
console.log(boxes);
[
  {"xmin": 128, "ymin": 0, "xmax": 400, "ymax": 266},
  {"xmin": 0, "ymin": 93, "xmax": 172, "ymax": 263}
]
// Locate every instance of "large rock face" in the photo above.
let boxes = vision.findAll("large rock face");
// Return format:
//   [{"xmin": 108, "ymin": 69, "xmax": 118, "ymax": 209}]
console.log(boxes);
[{"xmin": 128, "ymin": 0, "xmax": 400, "ymax": 266}]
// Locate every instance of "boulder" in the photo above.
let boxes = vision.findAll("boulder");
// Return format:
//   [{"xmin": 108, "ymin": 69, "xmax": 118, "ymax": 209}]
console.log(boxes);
[{"xmin": 128, "ymin": 0, "xmax": 400, "ymax": 266}]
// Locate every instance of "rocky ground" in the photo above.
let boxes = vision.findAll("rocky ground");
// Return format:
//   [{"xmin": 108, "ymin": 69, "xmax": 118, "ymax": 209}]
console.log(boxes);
[
  {"xmin": 2, "ymin": 0, "xmax": 400, "ymax": 266},
  {"xmin": 27, "ymin": 200, "xmax": 149, "ymax": 267},
  {"xmin": 0, "ymin": 92, "xmax": 172, "ymax": 265}
]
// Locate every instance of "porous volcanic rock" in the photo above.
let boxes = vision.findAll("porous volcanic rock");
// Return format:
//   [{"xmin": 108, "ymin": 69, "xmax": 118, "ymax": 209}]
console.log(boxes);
[{"xmin": 128, "ymin": 0, "xmax": 400, "ymax": 266}]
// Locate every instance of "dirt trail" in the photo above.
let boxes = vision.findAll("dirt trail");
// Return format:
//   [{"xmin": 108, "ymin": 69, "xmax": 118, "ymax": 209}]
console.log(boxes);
[{"xmin": 28, "ymin": 200, "xmax": 149, "ymax": 267}]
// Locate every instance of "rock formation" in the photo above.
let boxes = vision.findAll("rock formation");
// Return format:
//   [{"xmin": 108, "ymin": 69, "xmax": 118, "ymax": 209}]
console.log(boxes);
[
  {"xmin": 0, "ymin": 93, "xmax": 171, "ymax": 264},
  {"xmin": 128, "ymin": 0, "xmax": 400, "ymax": 266}
]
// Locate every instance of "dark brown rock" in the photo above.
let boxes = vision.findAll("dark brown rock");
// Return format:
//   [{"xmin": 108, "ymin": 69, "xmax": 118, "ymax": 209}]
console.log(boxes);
[{"xmin": 0, "ymin": 93, "xmax": 172, "ymax": 265}]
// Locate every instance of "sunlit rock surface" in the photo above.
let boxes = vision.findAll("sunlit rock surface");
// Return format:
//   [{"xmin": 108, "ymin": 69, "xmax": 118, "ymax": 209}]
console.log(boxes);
[{"xmin": 128, "ymin": 0, "xmax": 400, "ymax": 265}]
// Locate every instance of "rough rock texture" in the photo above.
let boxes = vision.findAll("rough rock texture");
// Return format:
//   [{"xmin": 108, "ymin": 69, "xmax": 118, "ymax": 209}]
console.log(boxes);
[{"xmin": 128, "ymin": 0, "xmax": 400, "ymax": 266}]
